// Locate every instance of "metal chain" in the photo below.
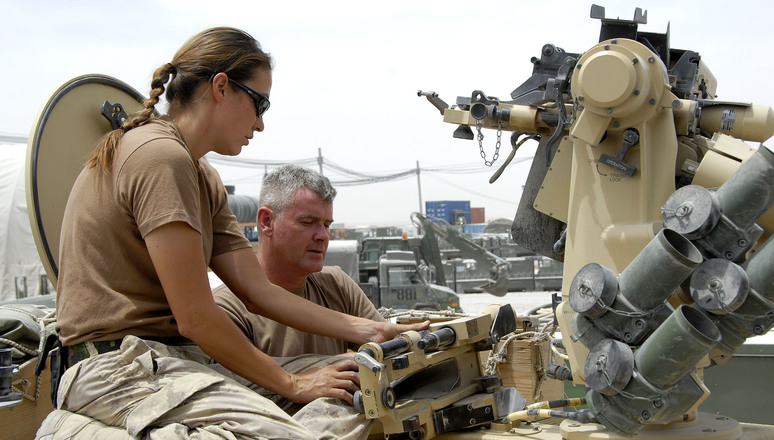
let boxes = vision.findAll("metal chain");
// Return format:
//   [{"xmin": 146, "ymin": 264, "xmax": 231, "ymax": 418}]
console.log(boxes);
[
  {"xmin": 588, "ymin": 290, "xmax": 665, "ymax": 318},
  {"xmin": 476, "ymin": 119, "xmax": 502, "ymax": 167}
]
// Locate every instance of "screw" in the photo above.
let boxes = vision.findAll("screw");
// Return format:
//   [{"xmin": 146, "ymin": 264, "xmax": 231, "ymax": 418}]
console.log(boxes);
[
  {"xmin": 738, "ymin": 239, "xmax": 748, "ymax": 248},
  {"xmin": 648, "ymin": 56, "xmax": 655, "ymax": 63},
  {"xmin": 649, "ymin": 98, "xmax": 656, "ymax": 105}
]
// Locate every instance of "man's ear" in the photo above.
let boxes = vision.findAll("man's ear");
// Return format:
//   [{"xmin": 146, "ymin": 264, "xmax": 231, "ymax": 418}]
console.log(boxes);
[{"xmin": 257, "ymin": 207, "xmax": 274, "ymax": 237}]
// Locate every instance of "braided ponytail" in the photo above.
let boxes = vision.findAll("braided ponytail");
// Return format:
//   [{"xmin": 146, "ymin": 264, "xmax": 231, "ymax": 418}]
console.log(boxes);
[
  {"xmin": 87, "ymin": 63, "xmax": 176, "ymax": 172},
  {"xmin": 86, "ymin": 27, "xmax": 271, "ymax": 173}
]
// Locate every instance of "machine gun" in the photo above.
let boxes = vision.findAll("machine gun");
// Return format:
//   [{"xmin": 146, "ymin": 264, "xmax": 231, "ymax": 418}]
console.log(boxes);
[
  {"xmin": 353, "ymin": 304, "xmax": 529, "ymax": 439},
  {"xmin": 420, "ymin": 4, "xmax": 774, "ymax": 438}
]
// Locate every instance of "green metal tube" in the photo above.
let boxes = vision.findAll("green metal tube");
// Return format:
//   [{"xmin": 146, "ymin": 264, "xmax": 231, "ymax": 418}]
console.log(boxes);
[
  {"xmin": 618, "ymin": 229, "xmax": 703, "ymax": 310},
  {"xmin": 714, "ymin": 145, "xmax": 774, "ymax": 230},
  {"xmin": 633, "ymin": 305, "xmax": 720, "ymax": 390},
  {"xmin": 744, "ymin": 234, "xmax": 774, "ymax": 301}
]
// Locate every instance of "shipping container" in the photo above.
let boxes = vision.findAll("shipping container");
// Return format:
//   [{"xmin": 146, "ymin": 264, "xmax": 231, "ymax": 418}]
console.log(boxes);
[{"xmin": 425, "ymin": 200, "xmax": 471, "ymax": 225}]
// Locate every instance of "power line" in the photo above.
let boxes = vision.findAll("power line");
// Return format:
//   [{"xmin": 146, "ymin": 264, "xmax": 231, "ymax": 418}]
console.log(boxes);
[
  {"xmin": 422, "ymin": 172, "xmax": 517, "ymax": 205},
  {"xmin": 205, "ymin": 152, "xmax": 533, "ymax": 187}
]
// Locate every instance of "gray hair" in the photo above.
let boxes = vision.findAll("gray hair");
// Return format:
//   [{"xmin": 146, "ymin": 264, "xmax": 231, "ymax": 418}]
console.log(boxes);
[{"xmin": 259, "ymin": 164, "xmax": 337, "ymax": 217}]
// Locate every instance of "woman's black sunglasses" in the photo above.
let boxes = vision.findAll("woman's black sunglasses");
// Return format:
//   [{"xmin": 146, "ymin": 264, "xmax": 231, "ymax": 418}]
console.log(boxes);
[{"xmin": 229, "ymin": 78, "xmax": 270, "ymax": 118}]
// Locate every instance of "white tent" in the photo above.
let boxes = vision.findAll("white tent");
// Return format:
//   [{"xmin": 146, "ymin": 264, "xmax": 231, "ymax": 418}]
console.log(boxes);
[{"xmin": 0, "ymin": 135, "xmax": 51, "ymax": 302}]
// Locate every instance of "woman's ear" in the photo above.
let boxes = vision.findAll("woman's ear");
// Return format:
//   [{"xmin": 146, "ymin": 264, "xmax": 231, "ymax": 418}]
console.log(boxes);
[{"xmin": 211, "ymin": 72, "xmax": 229, "ymax": 102}]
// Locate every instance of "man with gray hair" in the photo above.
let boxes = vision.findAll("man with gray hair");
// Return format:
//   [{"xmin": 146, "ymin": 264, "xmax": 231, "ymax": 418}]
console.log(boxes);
[{"xmin": 213, "ymin": 164, "xmax": 385, "ymax": 358}]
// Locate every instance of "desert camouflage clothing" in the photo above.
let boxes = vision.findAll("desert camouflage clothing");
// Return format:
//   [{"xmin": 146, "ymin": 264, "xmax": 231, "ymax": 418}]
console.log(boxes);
[{"xmin": 35, "ymin": 336, "xmax": 372, "ymax": 440}]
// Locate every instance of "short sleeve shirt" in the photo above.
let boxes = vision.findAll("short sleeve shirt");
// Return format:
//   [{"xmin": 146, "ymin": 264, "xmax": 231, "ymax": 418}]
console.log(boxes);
[
  {"xmin": 56, "ymin": 118, "xmax": 249, "ymax": 346},
  {"xmin": 213, "ymin": 266, "xmax": 386, "ymax": 356}
]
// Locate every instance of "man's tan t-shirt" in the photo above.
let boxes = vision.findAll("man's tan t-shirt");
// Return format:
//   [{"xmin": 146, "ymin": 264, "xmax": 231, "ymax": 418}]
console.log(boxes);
[
  {"xmin": 213, "ymin": 266, "xmax": 385, "ymax": 356},
  {"xmin": 56, "ymin": 118, "xmax": 249, "ymax": 346}
]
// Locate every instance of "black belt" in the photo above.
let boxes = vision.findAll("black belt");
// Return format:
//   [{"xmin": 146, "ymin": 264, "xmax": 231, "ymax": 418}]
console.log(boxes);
[{"xmin": 66, "ymin": 336, "xmax": 193, "ymax": 367}]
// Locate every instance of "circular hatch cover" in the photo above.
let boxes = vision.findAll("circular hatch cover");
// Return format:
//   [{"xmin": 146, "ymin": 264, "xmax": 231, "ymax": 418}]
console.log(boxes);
[{"xmin": 26, "ymin": 74, "xmax": 146, "ymax": 286}]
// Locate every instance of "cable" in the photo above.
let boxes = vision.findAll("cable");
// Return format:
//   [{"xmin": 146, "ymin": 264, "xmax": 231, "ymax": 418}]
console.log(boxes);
[
  {"xmin": 526, "ymin": 397, "xmax": 585, "ymax": 410},
  {"xmin": 505, "ymin": 408, "xmax": 596, "ymax": 423}
]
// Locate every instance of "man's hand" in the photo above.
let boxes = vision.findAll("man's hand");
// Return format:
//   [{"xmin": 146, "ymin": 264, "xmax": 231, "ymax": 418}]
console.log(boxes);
[
  {"xmin": 368, "ymin": 320, "xmax": 431, "ymax": 344},
  {"xmin": 287, "ymin": 360, "xmax": 361, "ymax": 405}
]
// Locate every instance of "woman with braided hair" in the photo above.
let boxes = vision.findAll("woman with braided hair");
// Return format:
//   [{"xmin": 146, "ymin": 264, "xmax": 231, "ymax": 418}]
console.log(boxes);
[{"xmin": 37, "ymin": 27, "xmax": 427, "ymax": 439}]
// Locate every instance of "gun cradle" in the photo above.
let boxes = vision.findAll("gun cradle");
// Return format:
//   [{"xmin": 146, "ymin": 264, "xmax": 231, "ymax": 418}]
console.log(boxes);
[{"xmin": 354, "ymin": 305, "xmax": 517, "ymax": 438}]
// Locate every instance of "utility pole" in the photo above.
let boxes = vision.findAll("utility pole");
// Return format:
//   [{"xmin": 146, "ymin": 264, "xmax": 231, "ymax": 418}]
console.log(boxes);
[
  {"xmin": 416, "ymin": 161, "xmax": 423, "ymax": 214},
  {"xmin": 317, "ymin": 148, "xmax": 323, "ymax": 175}
]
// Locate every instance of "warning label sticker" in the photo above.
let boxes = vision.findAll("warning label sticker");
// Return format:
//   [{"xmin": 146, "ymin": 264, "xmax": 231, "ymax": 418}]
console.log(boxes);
[{"xmin": 721, "ymin": 109, "xmax": 737, "ymax": 131}]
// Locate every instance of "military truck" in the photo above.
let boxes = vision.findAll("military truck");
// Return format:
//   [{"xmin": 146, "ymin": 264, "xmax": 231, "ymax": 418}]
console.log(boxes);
[
  {"xmin": 326, "ymin": 243, "xmax": 462, "ymax": 312},
  {"xmin": 363, "ymin": 250, "xmax": 461, "ymax": 312},
  {"xmin": 357, "ymin": 235, "xmax": 423, "ymax": 284}
]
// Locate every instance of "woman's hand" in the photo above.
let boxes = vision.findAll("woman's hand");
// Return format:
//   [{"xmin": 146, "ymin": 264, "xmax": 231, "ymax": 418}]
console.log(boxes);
[{"xmin": 287, "ymin": 360, "xmax": 361, "ymax": 404}]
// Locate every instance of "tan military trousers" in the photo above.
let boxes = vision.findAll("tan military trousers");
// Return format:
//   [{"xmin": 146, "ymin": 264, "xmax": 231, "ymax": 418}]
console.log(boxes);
[{"xmin": 35, "ymin": 336, "xmax": 372, "ymax": 440}]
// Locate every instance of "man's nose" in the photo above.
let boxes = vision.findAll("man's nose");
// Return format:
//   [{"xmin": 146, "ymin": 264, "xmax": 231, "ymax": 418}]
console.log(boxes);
[{"xmin": 314, "ymin": 224, "xmax": 330, "ymax": 240}]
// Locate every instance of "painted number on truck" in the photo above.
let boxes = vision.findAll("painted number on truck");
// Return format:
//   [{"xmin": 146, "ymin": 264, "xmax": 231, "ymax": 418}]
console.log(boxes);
[{"xmin": 393, "ymin": 288, "xmax": 417, "ymax": 301}]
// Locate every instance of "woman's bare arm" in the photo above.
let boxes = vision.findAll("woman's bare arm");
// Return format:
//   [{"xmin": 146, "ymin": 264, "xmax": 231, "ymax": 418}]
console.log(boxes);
[{"xmin": 145, "ymin": 221, "xmax": 360, "ymax": 403}]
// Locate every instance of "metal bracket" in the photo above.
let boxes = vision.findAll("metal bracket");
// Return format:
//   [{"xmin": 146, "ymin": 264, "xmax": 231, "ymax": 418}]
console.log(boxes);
[{"xmin": 100, "ymin": 100, "xmax": 128, "ymax": 130}]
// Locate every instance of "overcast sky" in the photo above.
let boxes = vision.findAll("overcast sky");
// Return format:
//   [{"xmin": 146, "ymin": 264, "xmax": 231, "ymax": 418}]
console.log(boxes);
[{"xmin": 3, "ymin": 0, "xmax": 774, "ymax": 227}]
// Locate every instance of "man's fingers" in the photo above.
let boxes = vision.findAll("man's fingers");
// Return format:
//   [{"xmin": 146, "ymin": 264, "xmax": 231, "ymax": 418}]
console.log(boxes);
[
  {"xmin": 331, "ymin": 359, "xmax": 358, "ymax": 371},
  {"xmin": 336, "ymin": 352, "xmax": 357, "ymax": 359},
  {"xmin": 330, "ymin": 387, "xmax": 354, "ymax": 405},
  {"xmin": 334, "ymin": 372, "xmax": 360, "ymax": 390},
  {"xmin": 406, "ymin": 320, "xmax": 431, "ymax": 332}
]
